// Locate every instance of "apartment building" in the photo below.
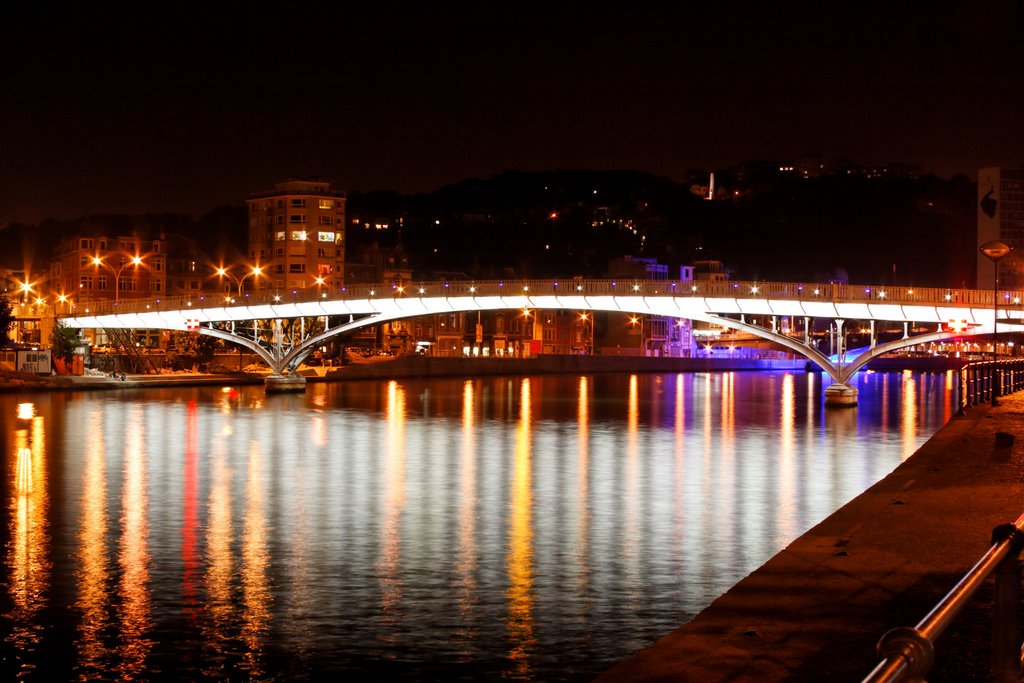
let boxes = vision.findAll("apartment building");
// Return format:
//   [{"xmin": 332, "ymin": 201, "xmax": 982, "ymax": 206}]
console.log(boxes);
[
  {"xmin": 246, "ymin": 180, "xmax": 346, "ymax": 293},
  {"xmin": 977, "ymin": 167, "xmax": 1024, "ymax": 290}
]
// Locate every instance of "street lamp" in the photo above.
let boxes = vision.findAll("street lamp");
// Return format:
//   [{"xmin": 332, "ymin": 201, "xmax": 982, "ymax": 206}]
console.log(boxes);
[
  {"xmin": 92, "ymin": 255, "xmax": 143, "ymax": 303},
  {"xmin": 54, "ymin": 293, "xmax": 74, "ymax": 317},
  {"xmin": 980, "ymin": 240, "xmax": 1012, "ymax": 405},
  {"xmin": 216, "ymin": 265, "xmax": 263, "ymax": 297},
  {"xmin": 580, "ymin": 312, "xmax": 593, "ymax": 355}
]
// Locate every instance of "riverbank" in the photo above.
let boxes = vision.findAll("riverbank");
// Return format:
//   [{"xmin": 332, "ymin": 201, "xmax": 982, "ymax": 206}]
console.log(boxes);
[
  {"xmin": 597, "ymin": 395, "xmax": 1024, "ymax": 682},
  {"xmin": 0, "ymin": 369, "xmax": 262, "ymax": 392}
]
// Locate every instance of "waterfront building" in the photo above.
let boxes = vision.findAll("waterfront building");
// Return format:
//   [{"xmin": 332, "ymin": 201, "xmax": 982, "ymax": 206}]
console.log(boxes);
[
  {"xmin": 977, "ymin": 167, "xmax": 1024, "ymax": 290},
  {"xmin": 48, "ymin": 228, "xmax": 191, "ymax": 304},
  {"xmin": 600, "ymin": 256, "xmax": 693, "ymax": 357},
  {"xmin": 47, "ymin": 226, "xmax": 202, "ymax": 348},
  {"xmin": 246, "ymin": 179, "xmax": 346, "ymax": 294}
]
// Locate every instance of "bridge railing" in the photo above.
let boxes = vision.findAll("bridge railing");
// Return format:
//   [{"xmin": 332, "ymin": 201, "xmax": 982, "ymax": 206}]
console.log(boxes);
[
  {"xmin": 959, "ymin": 359, "xmax": 1024, "ymax": 412},
  {"xmin": 862, "ymin": 515, "xmax": 1024, "ymax": 683},
  {"xmin": 67, "ymin": 278, "xmax": 1024, "ymax": 318}
]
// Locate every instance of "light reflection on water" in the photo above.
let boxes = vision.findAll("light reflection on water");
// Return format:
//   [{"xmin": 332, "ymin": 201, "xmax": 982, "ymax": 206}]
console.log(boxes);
[{"xmin": 0, "ymin": 370, "xmax": 954, "ymax": 681}]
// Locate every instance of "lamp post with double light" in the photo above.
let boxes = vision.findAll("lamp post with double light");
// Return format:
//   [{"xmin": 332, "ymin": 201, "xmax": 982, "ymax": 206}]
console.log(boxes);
[
  {"xmin": 980, "ymin": 240, "xmax": 1012, "ymax": 405},
  {"xmin": 92, "ymin": 255, "xmax": 143, "ymax": 304},
  {"xmin": 216, "ymin": 265, "xmax": 263, "ymax": 298}
]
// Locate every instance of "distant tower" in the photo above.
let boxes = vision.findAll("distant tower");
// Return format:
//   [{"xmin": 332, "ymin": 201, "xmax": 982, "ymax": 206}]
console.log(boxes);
[
  {"xmin": 977, "ymin": 167, "xmax": 1024, "ymax": 289},
  {"xmin": 246, "ymin": 180, "xmax": 346, "ymax": 294}
]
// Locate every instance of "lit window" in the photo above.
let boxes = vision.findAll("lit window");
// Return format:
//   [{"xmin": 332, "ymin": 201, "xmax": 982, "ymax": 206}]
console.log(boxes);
[
  {"xmin": 291, "ymin": 231, "xmax": 307, "ymax": 241},
  {"xmin": 318, "ymin": 231, "xmax": 334, "ymax": 242},
  {"xmin": 319, "ymin": 199, "xmax": 334, "ymax": 209},
  {"xmin": 275, "ymin": 231, "xmax": 286, "ymax": 241}
]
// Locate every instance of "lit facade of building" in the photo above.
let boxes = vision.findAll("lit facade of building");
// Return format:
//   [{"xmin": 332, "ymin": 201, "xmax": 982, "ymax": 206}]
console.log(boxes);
[
  {"xmin": 45, "ymin": 229, "xmax": 202, "ymax": 348},
  {"xmin": 246, "ymin": 180, "xmax": 346, "ymax": 294},
  {"xmin": 50, "ymin": 231, "xmax": 176, "ymax": 308},
  {"xmin": 977, "ymin": 167, "xmax": 1024, "ymax": 290}
]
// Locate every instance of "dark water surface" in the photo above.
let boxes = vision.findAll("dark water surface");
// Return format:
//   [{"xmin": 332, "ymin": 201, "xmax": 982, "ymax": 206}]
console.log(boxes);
[{"xmin": 0, "ymin": 370, "xmax": 957, "ymax": 681}]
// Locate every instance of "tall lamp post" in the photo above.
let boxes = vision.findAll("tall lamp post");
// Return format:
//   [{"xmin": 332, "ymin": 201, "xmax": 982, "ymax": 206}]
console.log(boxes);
[
  {"xmin": 92, "ymin": 255, "xmax": 143, "ymax": 304},
  {"xmin": 216, "ymin": 266, "xmax": 263, "ymax": 297},
  {"xmin": 980, "ymin": 240, "xmax": 1012, "ymax": 405}
]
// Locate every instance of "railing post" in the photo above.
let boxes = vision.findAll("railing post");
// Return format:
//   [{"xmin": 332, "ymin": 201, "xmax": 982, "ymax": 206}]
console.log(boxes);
[
  {"xmin": 990, "ymin": 524, "xmax": 1024, "ymax": 682},
  {"xmin": 958, "ymin": 367, "xmax": 968, "ymax": 416}
]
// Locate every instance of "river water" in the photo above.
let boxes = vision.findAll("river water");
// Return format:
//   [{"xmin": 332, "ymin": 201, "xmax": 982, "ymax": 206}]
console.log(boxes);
[{"xmin": 0, "ymin": 369, "xmax": 957, "ymax": 681}]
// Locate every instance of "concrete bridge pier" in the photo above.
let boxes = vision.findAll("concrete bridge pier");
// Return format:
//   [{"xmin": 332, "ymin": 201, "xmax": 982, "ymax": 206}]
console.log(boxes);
[
  {"xmin": 824, "ymin": 383, "xmax": 858, "ymax": 407},
  {"xmin": 265, "ymin": 373, "xmax": 307, "ymax": 392}
]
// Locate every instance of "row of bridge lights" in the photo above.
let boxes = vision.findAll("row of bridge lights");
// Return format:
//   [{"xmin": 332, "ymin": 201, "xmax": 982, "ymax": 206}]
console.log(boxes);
[
  {"xmin": 79, "ymin": 277, "xmax": 1024, "ymax": 311},
  {"xmin": 357, "ymin": 283, "xmax": 1022, "ymax": 303},
  {"xmin": 200, "ymin": 281, "xmax": 1024, "ymax": 306},
  {"xmin": 186, "ymin": 276, "xmax": 1024, "ymax": 303}
]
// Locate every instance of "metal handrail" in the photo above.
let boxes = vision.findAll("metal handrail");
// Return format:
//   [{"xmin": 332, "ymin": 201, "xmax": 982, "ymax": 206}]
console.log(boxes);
[{"xmin": 863, "ymin": 515, "xmax": 1024, "ymax": 682}]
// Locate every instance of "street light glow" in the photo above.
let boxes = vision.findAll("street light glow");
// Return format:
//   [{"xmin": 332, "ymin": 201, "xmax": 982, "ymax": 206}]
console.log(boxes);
[
  {"xmin": 216, "ymin": 264, "xmax": 262, "ymax": 296},
  {"xmin": 92, "ymin": 254, "xmax": 145, "ymax": 303}
]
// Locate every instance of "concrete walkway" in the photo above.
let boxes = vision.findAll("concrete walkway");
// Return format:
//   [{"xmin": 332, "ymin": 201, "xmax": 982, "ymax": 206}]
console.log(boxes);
[{"xmin": 597, "ymin": 395, "xmax": 1024, "ymax": 683}]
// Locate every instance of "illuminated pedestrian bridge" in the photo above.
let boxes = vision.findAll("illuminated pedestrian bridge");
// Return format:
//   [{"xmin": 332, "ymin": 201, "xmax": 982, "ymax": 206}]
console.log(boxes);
[{"xmin": 62, "ymin": 278, "xmax": 1024, "ymax": 403}]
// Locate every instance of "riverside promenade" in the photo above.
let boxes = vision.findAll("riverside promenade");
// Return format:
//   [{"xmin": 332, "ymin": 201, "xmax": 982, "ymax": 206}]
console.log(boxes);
[{"xmin": 598, "ymin": 395, "xmax": 1024, "ymax": 682}]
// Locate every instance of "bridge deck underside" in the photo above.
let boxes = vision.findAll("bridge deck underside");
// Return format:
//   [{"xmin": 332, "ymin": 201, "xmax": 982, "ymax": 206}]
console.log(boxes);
[{"xmin": 64, "ymin": 295, "xmax": 1024, "ymax": 380}]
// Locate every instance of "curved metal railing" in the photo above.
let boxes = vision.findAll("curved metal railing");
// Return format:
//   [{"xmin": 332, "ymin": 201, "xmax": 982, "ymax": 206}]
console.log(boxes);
[{"xmin": 863, "ymin": 516, "xmax": 1024, "ymax": 681}]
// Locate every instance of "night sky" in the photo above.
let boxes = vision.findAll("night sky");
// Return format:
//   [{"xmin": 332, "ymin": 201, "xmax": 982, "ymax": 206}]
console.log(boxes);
[{"xmin": 3, "ymin": 4, "xmax": 1023, "ymax": 225}]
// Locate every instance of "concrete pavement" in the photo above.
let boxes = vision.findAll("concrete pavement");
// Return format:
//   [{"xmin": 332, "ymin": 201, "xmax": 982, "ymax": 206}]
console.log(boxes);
[{"xmin": 597, "ymin": 395, "xmax": 1024, "ymax": 683}]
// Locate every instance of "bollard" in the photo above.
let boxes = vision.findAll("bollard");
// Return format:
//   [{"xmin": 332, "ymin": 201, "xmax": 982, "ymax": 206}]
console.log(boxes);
[{"xmin": 995, "ymin": 432, "xmax": 1015, "ymax": 448}]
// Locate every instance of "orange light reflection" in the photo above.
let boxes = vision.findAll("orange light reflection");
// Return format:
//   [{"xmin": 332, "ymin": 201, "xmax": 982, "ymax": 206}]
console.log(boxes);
[
  {"xmin": 575, "ymin": 376, "xmax": 591, "ymax": 598},
  {"xmin": 901, "ymin": 370, "xmax": 918, "ymax": 461},
  {"xmin": 117, "ymin": 407, "xmax": 155, "ymax": 679},
  {"xmin": 241, "ymin": 440, "xmax": 272, "ymax": 677},
  {"xmin": 379, "ymin": 380, "xmax": 407, "ymax": 637},
  {"xmin": 6, "ymin": 414, "xmax": 50, "ymax": 678},
  {"xmin": 506, "ymin": 378, "xmax": 535, "ymax": 676},
  {"xmin": 456, "ymin": 380, "xmax": 478, "ymax": 644},
  {"xmin": 76, "ymin": 410, "xmax": 111, "ymax": 676}
]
